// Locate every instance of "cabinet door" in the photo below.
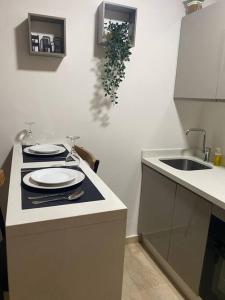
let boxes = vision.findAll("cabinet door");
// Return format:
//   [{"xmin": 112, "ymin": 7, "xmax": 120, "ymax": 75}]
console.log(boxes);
[
  {"xmin": 168, "ymin": 185, "xmax": 211, "ymax": 294},
  {"xmin": 138, "ymin": 165, "xmax": 176, "ymax": 260},
  {"xmin": 174, "ymin": 2, "xmax": 225, "ymax": 100}
]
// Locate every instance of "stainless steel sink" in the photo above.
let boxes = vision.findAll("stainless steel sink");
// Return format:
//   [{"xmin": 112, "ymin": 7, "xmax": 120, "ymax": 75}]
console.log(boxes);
[{"xmin": 160, "ymin": 158, "xmax": 212, "ymax": 171}]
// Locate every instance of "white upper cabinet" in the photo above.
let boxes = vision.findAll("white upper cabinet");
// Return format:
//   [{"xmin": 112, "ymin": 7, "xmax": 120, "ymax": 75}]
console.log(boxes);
[{"xmin": 174, "ymin": 2, "xmax": 225, "ymax": 101}]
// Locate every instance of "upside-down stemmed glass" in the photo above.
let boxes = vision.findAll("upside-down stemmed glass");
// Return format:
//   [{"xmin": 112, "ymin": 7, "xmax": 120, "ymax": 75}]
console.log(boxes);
[
  {"xmin": 66, "ymin": 136, "xmax": 80, "ymax": 166},
  {"xmin": 24, "ymin": 121, "xmax": 35, "ymax": 145}
]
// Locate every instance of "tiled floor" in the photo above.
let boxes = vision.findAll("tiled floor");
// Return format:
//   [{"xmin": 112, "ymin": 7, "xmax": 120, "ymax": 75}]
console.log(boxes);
[
  {"xmin": 4, "ymin": 243, "xmax": 183, "ymax": 300},
  {"xmin": 122, "ymin": 243, "xmax": 184, "ymax": 300}
]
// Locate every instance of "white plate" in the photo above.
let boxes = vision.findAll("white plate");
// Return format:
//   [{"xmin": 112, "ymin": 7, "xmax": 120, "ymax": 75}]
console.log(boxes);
[
  {"xmin": 31, "ymin": 168, "xmax": 78, "ymax": 185},
  {"xmin": 24, "ymin": 145, "xmax": 65, "ymax": 156},
  {"xmin": 29, "ymin": 144, "xmax": 62, "ymax": 154},
  {"xmin": 23, "ymin": 170, "xmax": 85, "ymax": 190}
]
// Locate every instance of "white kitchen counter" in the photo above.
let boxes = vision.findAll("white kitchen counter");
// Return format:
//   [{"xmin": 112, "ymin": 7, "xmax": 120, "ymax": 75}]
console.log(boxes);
[{"xmin": 142, "ymin": 148, "xmax": 225, "ymax": 211}]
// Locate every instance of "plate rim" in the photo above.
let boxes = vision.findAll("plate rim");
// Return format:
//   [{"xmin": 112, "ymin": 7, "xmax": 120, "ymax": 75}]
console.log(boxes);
[
  {"xmin": 30, "ymin": 168, "xmax": 78, "ymax": 185},
  {"xmin": 23, "ymin": 170, "xmax": 85, "ymax": 190},
  {"xmin": 29, "ymin": 144, "xmax": 62, "ymax": 154},
  {"xmin": 24, "ymin": 145, "xmax": 66, "ymax": 156}
]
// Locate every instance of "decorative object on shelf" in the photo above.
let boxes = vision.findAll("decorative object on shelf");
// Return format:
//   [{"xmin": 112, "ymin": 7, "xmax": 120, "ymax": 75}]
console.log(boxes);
[
  {"xmin": 23, "ymin": 121, "xmax": 35, "ymax": 145},
  {"xmin": 101, "ymin": 21, "xmax": 132, "ymax": 105},
  {"xmin": 50, "ymin": 41, "xmax": 55, "ymax": 53},
  {"xmin": 53, "ymin": 37, "xmax": 64, "ymax": 53},
  {"xmin": 183, "ymin": 0, "xmax": 205, "ymax": 14},
  {"xmin": 28, "ymin": 13, "xmax": 66, "ymax": 57},
  {"xmin": 40, "ymin": 36, "xmax": 51, "ymax": 52},
  {"xmin": 31, "ymin": 34, "xmax": 40, "ymax": 52},
  {"xmin": 97, "ymin": 1, "xmax": 137, "ymax": 47}
]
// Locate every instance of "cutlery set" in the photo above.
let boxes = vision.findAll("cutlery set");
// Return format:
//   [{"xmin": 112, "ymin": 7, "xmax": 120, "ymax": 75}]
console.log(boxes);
[{"xmin": 31, "ymin": 190, "xmax": 85, "ymax": 205}]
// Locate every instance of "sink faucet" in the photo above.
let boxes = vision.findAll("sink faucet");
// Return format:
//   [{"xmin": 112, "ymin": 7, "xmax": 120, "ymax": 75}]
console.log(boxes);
[{"xmin": 185, "ymin": 128, "xmax": 210, "ymax": 162}]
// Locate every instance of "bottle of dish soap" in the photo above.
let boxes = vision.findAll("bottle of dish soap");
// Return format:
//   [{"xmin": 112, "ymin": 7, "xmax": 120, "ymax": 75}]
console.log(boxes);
[{"xmin": 213, "ymin": 147, "xmax": 222, "ymax": 166}]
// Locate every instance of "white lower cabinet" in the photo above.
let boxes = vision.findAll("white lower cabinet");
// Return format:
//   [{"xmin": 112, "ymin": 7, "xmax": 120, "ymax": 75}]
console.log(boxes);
[{"xmin": 139, "ymin": 165, "xmax": 212, "ymax": 295}]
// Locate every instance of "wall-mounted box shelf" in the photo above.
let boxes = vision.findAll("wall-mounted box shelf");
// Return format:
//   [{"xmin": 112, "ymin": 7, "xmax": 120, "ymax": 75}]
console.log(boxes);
[
  {"xmin": 97, "ymin": 1, "xmax": 137, "ymax": 47},
  {"xmin": 28, "ymin": 13, "xmax": 66, "ymax": 58}
]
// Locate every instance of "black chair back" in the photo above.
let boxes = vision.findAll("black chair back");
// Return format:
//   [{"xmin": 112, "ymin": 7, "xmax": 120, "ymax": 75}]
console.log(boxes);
[{"xmin": 73, "ymin": 145, "xmax": 100, "ymax": 173}]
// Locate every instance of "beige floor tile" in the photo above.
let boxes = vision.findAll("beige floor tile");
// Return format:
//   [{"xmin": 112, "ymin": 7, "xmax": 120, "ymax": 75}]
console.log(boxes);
[
  {"xmin": 124, "ymin": 244, "xmax": 167, "ymax": 290},
  {"xmin": 140, "ymin": 284, "xmax": 184, "ymax": 300},
  {"xmin": 122, "ymin": 243, "xmax": 184, "ymax": 300}
]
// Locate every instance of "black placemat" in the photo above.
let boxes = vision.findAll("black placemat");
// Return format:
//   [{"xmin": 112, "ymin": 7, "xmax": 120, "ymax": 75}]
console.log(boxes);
[
  {"xmin": 22, "ymin": 144, "xmax": 74, "ymax": 163},
  {"xmin": 21, "ymin": 166, "xmax": 105, "ymax": 209}
]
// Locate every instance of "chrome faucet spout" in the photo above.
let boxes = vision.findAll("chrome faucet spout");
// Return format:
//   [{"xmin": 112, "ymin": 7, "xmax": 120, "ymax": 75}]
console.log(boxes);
[{"xmin": 185, "ymin": 128, "xmax": 210, "ymax": 162}]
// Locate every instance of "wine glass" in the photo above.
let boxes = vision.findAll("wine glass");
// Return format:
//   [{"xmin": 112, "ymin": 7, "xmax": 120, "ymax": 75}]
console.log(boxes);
[
  {"xmin": 66, "ymin": 136, "xmax": 80, "ymax": 166},
  {"xmin": 23, "ymin": 121, "xmax": 35, "ymax": 145}
]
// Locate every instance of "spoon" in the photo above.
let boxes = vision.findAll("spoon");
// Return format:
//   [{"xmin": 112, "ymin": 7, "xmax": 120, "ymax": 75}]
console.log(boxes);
[{"xmin": 32, "ymin": 190, "xmax": 84, "ymax": 205}]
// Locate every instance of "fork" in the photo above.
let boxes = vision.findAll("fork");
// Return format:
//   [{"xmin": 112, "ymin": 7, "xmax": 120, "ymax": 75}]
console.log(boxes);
[{"xmin": 28, "ymin": 192, "xmax": 68, "ymax": 200}]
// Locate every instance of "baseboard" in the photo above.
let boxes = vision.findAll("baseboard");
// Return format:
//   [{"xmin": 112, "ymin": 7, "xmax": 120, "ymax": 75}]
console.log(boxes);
[{"xmin": 126, "ymin": 235, "xmax": 139, "ymax": 244}]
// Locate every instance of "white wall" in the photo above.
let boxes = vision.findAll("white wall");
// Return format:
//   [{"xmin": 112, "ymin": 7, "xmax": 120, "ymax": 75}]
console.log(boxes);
[{"xmin": 0, "ymin": 0, "xmax": 204, "ymax": 236}]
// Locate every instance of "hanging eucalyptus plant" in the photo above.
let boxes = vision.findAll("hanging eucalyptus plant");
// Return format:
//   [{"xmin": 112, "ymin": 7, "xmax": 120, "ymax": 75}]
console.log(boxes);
[{"xmin": 102, "ymin": 21, "xmax": 132, "ymax": 105}]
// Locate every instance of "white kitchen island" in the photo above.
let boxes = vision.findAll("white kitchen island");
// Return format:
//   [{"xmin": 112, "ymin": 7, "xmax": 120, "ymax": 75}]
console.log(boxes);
[{"xmin": 6, "ymin": 144, "xmax": 127, "ymax": 300}]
